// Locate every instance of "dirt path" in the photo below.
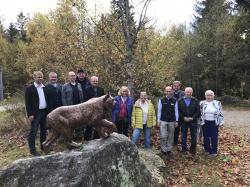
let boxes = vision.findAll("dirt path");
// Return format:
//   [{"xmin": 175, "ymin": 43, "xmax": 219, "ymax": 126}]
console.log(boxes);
[{"xmin": 224, "ymin": 109, "xmax": 250, "ymax": 136}]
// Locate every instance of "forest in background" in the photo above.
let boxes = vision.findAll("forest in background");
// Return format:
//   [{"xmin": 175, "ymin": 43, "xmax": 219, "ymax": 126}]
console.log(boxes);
[
  {"xmin": 0, "ymin": 2, "xmax": 250, "ymax": 186},
  {"xmin": 0, "ymin": 0, "xmax": 249, "ymax": 99}
]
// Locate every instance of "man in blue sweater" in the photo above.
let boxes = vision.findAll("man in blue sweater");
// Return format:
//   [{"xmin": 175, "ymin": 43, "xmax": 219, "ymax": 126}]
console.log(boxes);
[{"xmin": 178, "ymin": 87, "xmax": 200, "ymax": 155}]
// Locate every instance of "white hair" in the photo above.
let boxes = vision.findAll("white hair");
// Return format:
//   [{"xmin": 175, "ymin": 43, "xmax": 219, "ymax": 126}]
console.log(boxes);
[
  {"xmin": 90, "ymin": 76, "xmax": 98, "ymax": 81},
  {"xmin": 49, "ymin": 72, "xmax": 57, "ymax": 77},
  {"xmin": 205, "ymin": 90, "xmax": 215, "ymax": 96},
  {"xmin": 185, "ymin": 87, "xmax": 193, "ymax": 92}
]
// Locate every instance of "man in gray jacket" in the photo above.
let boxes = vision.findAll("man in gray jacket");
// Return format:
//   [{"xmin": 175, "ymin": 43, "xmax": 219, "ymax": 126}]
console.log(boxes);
[{"xmin": 62, "ymin": 71, "xmax": 84, "ymax": 106}]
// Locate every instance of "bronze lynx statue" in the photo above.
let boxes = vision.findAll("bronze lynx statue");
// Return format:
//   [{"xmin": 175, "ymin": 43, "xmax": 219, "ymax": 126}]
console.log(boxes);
[{"xmin": 42, "ymin": 93, "xmax": 116, "ymax": 151}]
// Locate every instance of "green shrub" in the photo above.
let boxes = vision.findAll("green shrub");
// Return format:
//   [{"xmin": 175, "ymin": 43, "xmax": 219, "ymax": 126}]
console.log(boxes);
[
  {"xmin": 217, "ymin": 95, "xmax": 242, "ymax": 104},
  {"xmin": 0, "ymin": 107, "xmax": 29, "ymax": 135}
]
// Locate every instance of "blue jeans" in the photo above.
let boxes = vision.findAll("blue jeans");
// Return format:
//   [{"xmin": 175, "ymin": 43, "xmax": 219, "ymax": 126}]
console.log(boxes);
[
  {"xmin": 181, "ymin": 122, "xmax": 197, "ymax": 153},
  {"xmin": 28, "ymin": 109, "xmax": 47, "ymax": 153},
  {"xmin": 202, "ymin": 120, "xmax": 219, "ymax": 154},
  {"xmin": 131, "ymin": 125, "xmax": 151, "ymax": 149}
]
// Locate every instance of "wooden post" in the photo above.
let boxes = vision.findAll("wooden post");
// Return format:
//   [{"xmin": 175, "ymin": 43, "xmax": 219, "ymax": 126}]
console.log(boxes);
[{"xmin": 0, "ymin": 66, "xmax": 3, "ymax": 100}]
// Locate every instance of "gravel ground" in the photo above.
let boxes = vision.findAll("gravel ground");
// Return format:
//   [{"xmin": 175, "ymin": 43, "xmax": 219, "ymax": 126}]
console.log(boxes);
[{"xmin": 224, "ymin": 109, "xmax": 250, "ymax": 136}]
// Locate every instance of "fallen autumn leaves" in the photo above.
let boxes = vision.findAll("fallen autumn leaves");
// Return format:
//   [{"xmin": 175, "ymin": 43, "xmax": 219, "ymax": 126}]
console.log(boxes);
[
  {"xmin": 0, "ymin": 127, "xmax": 249, "ymax": 186},
  {"xmin": 151, "ymin": 127, "xmax": 250, "ymax": 186}
]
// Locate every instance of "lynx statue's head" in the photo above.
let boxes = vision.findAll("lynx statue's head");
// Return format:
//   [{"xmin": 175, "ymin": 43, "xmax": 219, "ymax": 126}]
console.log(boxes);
[{"xmin": 103, "ymin": 92, "xmax": 115, "ymax": 110}]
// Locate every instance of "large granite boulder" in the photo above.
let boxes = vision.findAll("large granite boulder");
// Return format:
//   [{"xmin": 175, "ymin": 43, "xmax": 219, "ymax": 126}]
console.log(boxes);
[
  {"xmin": 139, "ymin": 149, "xmax": 166, "ymax": 187},
  {"xmin": 0, "ymin": 133, "xmax": 152, "ymax": 187}
]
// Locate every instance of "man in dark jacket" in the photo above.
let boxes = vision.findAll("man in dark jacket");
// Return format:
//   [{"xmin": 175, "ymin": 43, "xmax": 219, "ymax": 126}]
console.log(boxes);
[
  {"xmin": 84, "ymin": 76, "xmax": 105, "ymax": 140},
  {"xmin": 46, "ymin": 72, "xmax": 62, "ymax": 113},
  {"xmin": 76, "ymin": 69, "xmax": 90, "ymax": 101},
  {"xmin": 178, "ymin": 87, "xmax": 200, "ymax": 155},
  {"xmin": 172, "ymin": 81, "xmax": 185, "ymax": 146},
  {"xmin": 25, "ymin": 71, "xmax": 49, "ymax": 156},
  {"xmin": 85, "ymin": 76, "xmax": 105, "ymax": 100}
]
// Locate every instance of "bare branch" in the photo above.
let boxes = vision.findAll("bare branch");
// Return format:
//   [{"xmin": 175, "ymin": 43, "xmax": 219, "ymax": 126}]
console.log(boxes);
[
  {"xmin": 87, "ymin": 15, "xmax": 125, "ymax": 56},
  {"xmin": 131, "ymin": 0, "xmax": 151, "ymax": 46},
  {"xmin": 136, "ymin": 0, "xmax": 150, "ymax": 34}
]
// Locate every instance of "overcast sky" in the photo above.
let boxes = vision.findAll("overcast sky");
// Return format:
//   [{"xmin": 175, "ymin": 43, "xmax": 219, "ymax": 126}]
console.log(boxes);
[{"xmin": 0, "ymin": 0, "xmax": 197, "ymax": 29}]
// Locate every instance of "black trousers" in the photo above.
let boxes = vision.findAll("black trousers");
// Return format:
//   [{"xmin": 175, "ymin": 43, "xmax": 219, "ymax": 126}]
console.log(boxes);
[
  {"xmin": 84, "ymin": 126, "xmax": 99, "ymax": 141},
  {"xmin": 115, "ymin": 119, "xmax": 129, "ymax": 137},
  {"xmin": 174, "ymin": 125, "xmax": 181, "ymax": 145},
  {"xmin": 181, "ymin": 122, "xmax": 197, "ymax": 153},
  {"xmin": 28, "ymin": 109, "xmax": 47, "ymax": 153}
]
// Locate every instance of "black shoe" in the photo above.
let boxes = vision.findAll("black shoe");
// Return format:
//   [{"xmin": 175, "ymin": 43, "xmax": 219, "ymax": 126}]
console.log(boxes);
[
  {"xmin": 161, "ymin": 151, "xmax": 167, "ymax": 156},
  {"xmin": 176, "ymin": 147, "xmax": 181, "ymax": 152},
  {"xmin": 31, "ymin": 151, "xmax": 41, "ymax": 156},
  {"xmin": 189, "ymin": 150, "xmax": 196, "ymax": 155},
  {"xmin": 166, "ymin": 151, "xmax": 172, "ymax": 156},
  {"xmin": 181, "ymin": 149, "xmax": 188, "ymax": 154}
]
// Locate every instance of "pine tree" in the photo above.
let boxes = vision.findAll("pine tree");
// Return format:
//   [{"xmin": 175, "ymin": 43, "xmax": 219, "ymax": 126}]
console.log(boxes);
[
  {"xmin": 0, "ymin": 20, "xmax": 4, "ymax": 37},
  {"xmin": 6, "ymin": 23, "xmax": 19, "ymax": 43},
  {"xmin": 16, "ymin": 12, "xmax": 28, "ymax": 42}
]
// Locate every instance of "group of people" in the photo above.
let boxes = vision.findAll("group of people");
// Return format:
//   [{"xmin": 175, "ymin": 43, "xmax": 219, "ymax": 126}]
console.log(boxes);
[
  {"xmin": 25, "ymin": 70, "xmax": 104, "ymax": 156},
  {"xmin": 25, "ymin": 71, "xmax": 224, "ymax": 158}
]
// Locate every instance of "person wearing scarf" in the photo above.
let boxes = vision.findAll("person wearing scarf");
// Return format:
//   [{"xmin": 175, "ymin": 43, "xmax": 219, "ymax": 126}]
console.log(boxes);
[{"xmin": 112, "ymin": 86, "xmax": 133, "ymax": 137}]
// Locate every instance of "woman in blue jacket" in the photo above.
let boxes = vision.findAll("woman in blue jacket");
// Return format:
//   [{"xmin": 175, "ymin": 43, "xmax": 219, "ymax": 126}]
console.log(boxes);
[{"xmin": 112, "ymin": 86, "xmax": 133, "ymax": 137}]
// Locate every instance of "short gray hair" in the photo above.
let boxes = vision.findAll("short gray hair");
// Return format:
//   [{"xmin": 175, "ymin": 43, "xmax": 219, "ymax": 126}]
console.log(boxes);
[
  {"xmin": 185, "ymin": 87, "xmax": 193, "ymax": 92},
  {"xmin": 140, "ymin": 91, "xmax": 147, "ymax": 97},
  {"xmin": 173, "ymin": 81, "xmax": 181, "ymax": 85},
  {"xmin": 90, "ymin": 76, "xmax": 98, "ymax": 81},
  {"xmin": 49, "ymin": 72, "xmax": 57, "ymax": 77},
  {"xmin": 205, "ymin": 90, "xmax": 215, "ymax": 96},
  {"xmin": 33, "ymin": 71, "xmax": 43, "ymax": 78}
]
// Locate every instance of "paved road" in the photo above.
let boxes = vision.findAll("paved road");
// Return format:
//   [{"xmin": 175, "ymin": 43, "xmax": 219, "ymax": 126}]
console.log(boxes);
[{"xmin": 224, "ymin": 109, "xmax": 250, "ymax": 136}]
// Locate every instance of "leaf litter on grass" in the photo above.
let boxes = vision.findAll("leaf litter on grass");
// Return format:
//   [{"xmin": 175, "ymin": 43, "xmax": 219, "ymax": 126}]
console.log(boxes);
[{"xmin": 0, "ymin": 126, "xmax": 249, "ymax": 186}]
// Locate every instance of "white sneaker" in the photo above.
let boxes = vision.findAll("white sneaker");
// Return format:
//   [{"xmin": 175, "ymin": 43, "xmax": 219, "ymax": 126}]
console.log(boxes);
[
  {"xmin": 210, "ymin": 153, "xmax": 217, "ymax": 157},
  {"xmin": 204, "ymin": 151, "xmax": 210, "ymax": 155}
]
